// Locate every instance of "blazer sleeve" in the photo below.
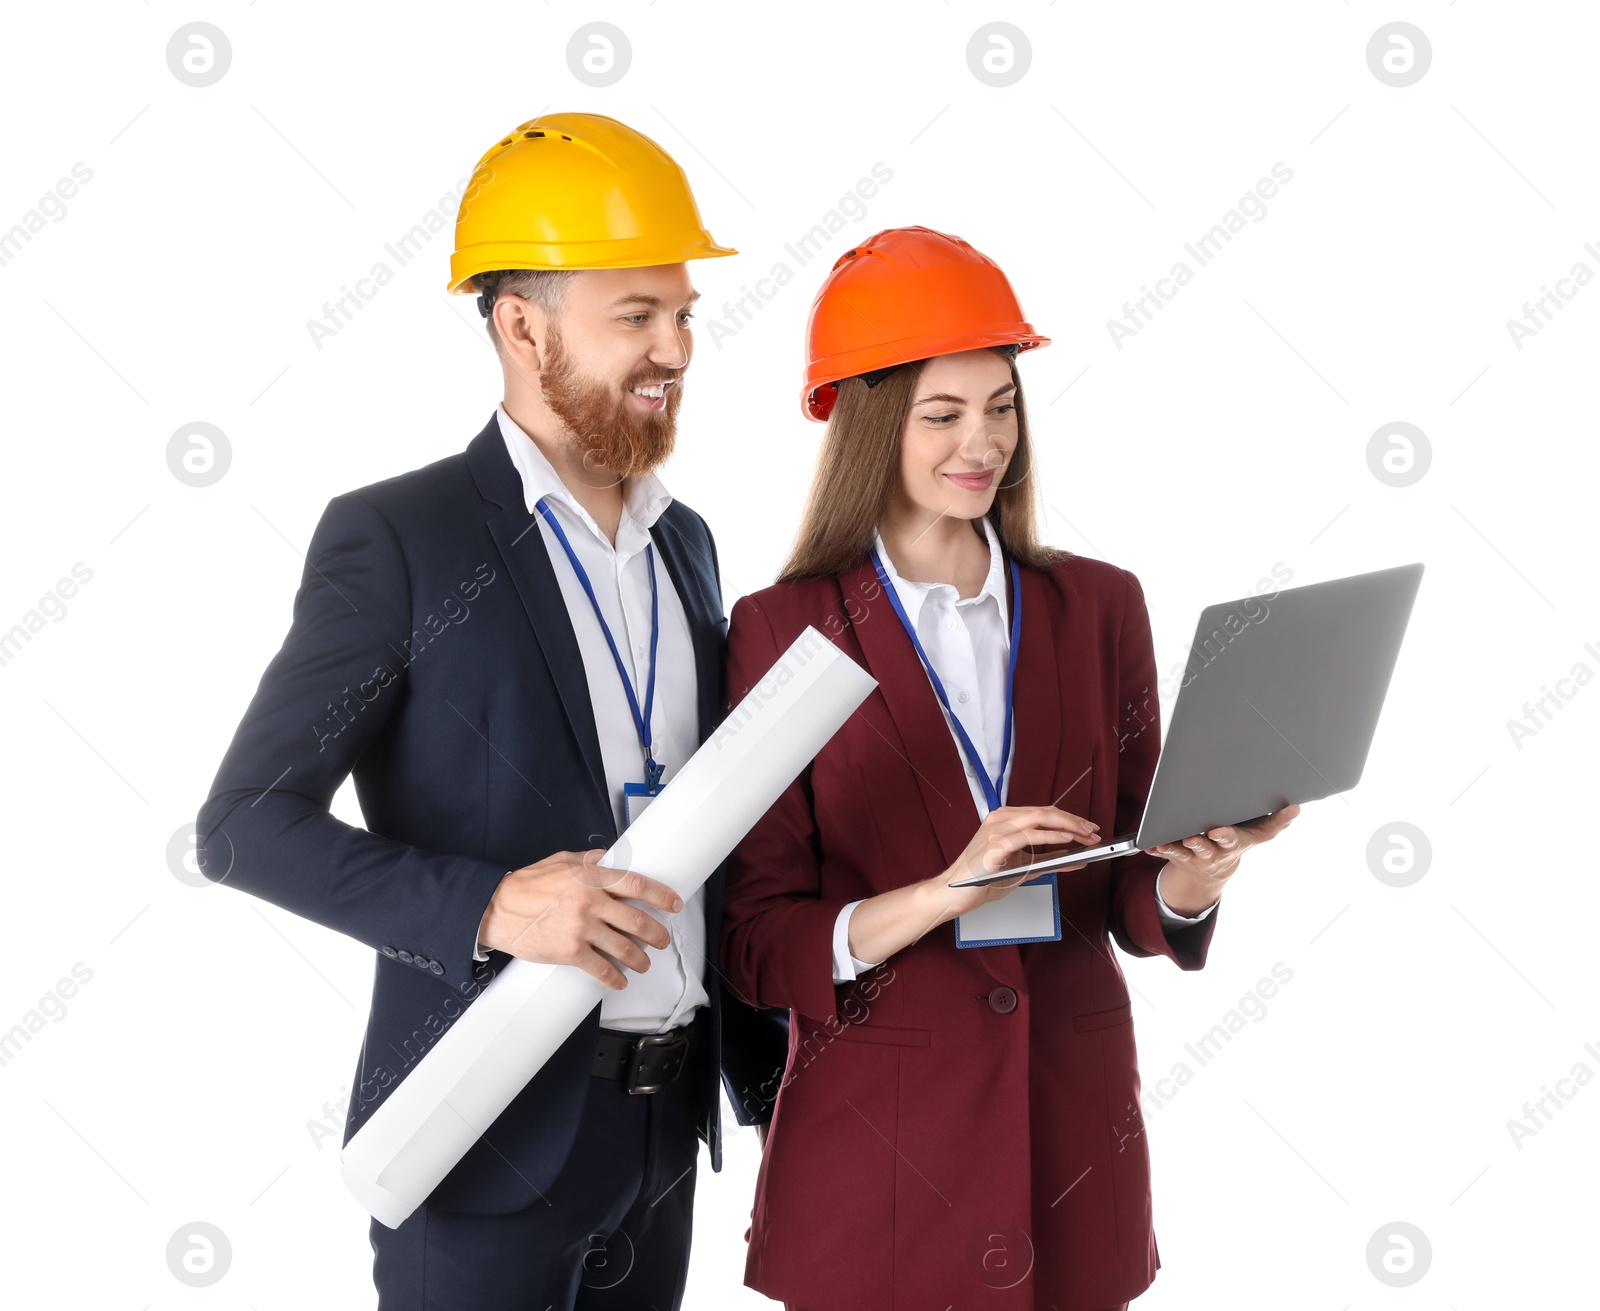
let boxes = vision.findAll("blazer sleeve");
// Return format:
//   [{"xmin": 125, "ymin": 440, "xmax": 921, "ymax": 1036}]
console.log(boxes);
[
  {"xmin": 194, "ymin": 491, "xmax": 510, "ymax": 988},
  {"xmin": 1105, "ymin": 567, "xmax": 1217, "ymax": 970},
  {"xmin": 718, "ymin": 593, "xmax": 856, "ymax": 1022}
]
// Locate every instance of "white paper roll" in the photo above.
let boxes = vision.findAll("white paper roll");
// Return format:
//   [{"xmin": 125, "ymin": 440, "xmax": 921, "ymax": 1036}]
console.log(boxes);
[{"xmin": 342, "ymin": 625, "xmax": 875, "ymax": 1227}]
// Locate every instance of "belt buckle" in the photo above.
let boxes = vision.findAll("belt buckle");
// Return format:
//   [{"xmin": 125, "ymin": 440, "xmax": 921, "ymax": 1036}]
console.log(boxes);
[{"xmin": 626, "ymin": 1030, "xmax": 689, "ymax": 1095}]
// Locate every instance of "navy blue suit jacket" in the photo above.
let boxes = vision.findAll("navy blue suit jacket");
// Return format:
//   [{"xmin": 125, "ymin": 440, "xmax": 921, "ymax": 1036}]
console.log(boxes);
[{"xmin": 197, "ymin": 414, "xmax": 785, "ymax": 1214}]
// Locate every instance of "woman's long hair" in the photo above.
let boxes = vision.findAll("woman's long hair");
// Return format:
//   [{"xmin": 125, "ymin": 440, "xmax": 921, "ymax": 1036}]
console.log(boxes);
[{"xmin": 776, "ymin": 349, "xmax": 1070, "ymax": 582}]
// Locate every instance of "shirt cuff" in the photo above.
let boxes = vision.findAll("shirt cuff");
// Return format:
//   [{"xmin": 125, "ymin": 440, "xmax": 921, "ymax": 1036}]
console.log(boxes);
[
  {"xmin": 831, "ymin": 900, "xmax": 883, "ymax": 983},
  {"xmin": 474, "ymin": 875, "xmax": 507, "ymax": 962},
  {"xmin": 1154, "ymin": 867, "xmax": 1220, "ymax": 924}
]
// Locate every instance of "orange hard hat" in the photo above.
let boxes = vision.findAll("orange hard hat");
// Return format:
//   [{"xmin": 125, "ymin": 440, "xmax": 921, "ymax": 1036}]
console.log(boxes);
[{"xmin": 801, "ymin": 226, "xmax": 1049, "ymax": 421}]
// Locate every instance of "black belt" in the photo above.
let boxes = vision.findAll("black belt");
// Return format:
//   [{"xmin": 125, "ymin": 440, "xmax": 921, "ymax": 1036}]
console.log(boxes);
[{"xmin": 592, "ymin": 1012, "xmax": 704, "ymax": 1094}]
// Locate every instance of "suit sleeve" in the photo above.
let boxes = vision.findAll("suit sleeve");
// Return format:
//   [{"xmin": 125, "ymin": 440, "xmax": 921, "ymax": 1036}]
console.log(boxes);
[
  {"xmin": 1106, "ymin": 567, "xmax": 1217, "ymax": 970},
  {"xmin": 195, "ymin": 492, "xmax": 510, "ymax": 988},
  {"xmin": 718, "ymin": 594, "xmax": 854, "ymax": 1022}
]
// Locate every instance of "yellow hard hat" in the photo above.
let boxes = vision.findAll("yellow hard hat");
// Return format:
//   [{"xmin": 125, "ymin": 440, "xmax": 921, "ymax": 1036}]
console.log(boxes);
[{"xmin": 446, "ymin": 112, "xmax": 736, "ymax": 295}]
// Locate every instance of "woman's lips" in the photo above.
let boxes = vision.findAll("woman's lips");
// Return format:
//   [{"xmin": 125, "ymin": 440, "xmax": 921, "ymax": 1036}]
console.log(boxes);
[{"xmin": 944, "ymin": 470, "xmax": 995, "ymax": 491}]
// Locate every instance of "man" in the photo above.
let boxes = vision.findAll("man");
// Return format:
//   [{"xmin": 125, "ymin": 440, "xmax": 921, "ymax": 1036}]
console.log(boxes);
[{"xmin": 196, "ymin": 112, "xmax": 784, "ymax": 1309}]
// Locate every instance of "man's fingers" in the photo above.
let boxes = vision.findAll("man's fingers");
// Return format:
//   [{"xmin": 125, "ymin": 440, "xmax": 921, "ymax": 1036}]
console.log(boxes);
[
  {"xmin": 576, "ymin": 860, "xmax": 635, "ymax": 892},
  {"xmin": 573, "ymin": 862, "xmax": 684, "ymax": 913},
  {"xmin": 600, "ymin": 900, "xmax": 672, "ymax": 950},
  {"xmin": 572, "ymin": 949, "xmax": 628, "ymax": 991},
  {"xmin": 613, "ymin": 870, "xmax": 685, "ymax": 914},
  {"xmin": 591, "ymin": 927, "xmax": 652, "ymax": 975}
]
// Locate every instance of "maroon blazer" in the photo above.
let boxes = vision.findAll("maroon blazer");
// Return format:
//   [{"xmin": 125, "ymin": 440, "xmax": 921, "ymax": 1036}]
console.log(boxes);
[{"xmin": 720, "ymin": 549, "xmax": 1219, "ymax": 1311}]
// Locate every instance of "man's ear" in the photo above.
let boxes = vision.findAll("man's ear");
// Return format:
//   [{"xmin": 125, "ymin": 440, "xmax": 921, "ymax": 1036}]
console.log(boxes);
[{"xmin": 492, "ymin": 294, "xmax": 550, "ymax": 375}]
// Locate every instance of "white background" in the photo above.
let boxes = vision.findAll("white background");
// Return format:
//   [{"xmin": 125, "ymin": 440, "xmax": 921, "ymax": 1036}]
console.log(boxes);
[{"xmin": 0, "ymin": 2, "xmax": 1594, "ymax": 1306}]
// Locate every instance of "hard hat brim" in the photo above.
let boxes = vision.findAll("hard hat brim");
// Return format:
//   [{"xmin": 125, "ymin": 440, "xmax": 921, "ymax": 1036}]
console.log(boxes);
[
  {"xmin": 448, "ymin": 237, "xmax": 737, "ymax": 295},
  {"xmin": 803, "ymin": 331, "xmax": 1050, "ymax": 421}
]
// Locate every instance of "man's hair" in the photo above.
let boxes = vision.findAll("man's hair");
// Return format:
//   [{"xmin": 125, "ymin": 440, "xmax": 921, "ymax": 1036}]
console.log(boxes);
[{"xmin": 475, "ymin": 268, "xmax": 575, "ymax": 356}]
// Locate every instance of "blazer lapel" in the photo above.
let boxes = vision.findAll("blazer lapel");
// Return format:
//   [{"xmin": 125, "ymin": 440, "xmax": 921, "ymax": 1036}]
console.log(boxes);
[
  {"xmin": 648, "ymin": 510, "xmax": 725, "ymax": 748},
  {"xmin": 468, "ymin": 420, "xmax": 610, "ymax": 822},
  {"xmin": 839, "ymin": 556, "xmax": 978, "ymax": 873},
  {"xmin": 1006, "ymin": 565, "xmax": 1062, "ymax": 812}
]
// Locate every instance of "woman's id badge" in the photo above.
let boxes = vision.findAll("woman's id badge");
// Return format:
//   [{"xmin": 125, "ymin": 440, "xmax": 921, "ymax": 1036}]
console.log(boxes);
[{"xmin": 954, "ymin": 872, "xmax": 1063, "ymax": 947}]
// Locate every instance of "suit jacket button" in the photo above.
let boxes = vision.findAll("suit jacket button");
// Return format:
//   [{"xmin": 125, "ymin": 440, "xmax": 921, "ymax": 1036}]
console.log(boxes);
[
  {"xmin": 380, "ymin": 945, "xmax": 398, "ymax": 958},
  {"xmin": 397, "ymin": 949, "xmax": 414, "ymax": 964},
  {"xmin": 988, "ymin": 986, "xmax": 1018, "ymax": 1014},
  {"xmin": 429, "ymin": 961, "xmax": 445, "ymax": 975},
  {"xmin": 413, "ymin": 954, "xmax": 431, "ymax": 969}
]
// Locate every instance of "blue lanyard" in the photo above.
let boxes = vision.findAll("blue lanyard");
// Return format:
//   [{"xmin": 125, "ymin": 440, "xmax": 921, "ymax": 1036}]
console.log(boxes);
[
  {"xmin": 869, "ymin": 545, "xmax": 1023, "ymax": 814},
  {"xmin": 534, "ymin": 496, "xmax": 664, "ymax": 789}
]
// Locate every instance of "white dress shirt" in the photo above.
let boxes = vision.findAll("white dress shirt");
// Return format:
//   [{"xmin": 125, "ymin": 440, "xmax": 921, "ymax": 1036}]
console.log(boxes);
[
  {"xmin": 482, "ymin": 404, "xmax": 710, "ymax": 1033},
  {"xmin": 830, "ymin": 516, "xmax": 1216, "ymax": 982}
]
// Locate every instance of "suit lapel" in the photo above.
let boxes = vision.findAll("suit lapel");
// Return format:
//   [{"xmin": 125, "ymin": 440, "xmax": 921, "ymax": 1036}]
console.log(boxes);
[
  {"xmin": 485, "ymin": 504, "xmax": 612, "ymax": 822},
  {"xmin": 649, "ymin": 510, "xmax": 724, "ymax": 748},
  {"xmin": 470, "ymin": 420, "xmax": 610, "ymax": 822}
]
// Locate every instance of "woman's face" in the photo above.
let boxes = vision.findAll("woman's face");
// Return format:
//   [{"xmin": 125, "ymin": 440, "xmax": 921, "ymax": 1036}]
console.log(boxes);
[{"xmin": 893, "ymin": 348, "xmax": 1018, "ymax": 523}]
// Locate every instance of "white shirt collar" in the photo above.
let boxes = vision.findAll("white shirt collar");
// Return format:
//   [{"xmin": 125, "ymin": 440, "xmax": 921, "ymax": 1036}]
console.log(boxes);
[
  {"xmin": 495, "ymin": 403, "xmax": 673, "ymax": 549},
  {"xmin": 871, "ymin": 514, "xmax": 1009, "ymax": 630}
]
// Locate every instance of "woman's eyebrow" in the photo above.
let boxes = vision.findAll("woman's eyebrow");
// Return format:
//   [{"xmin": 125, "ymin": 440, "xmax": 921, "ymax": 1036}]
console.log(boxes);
[{"xmin": 913, "ymin": 382, "xmax": 1016, "ymax": 406}]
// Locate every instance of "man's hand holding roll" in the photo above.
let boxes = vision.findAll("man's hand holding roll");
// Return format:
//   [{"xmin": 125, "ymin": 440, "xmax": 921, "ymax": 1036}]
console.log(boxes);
[{"xmin": 477, "ymin": 850, "xmax": 684, "ymax": 989}]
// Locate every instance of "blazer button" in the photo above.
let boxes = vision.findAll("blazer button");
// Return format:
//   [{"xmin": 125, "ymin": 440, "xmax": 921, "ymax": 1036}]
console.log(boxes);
[
  {"xmin": 397, "ymin": 949, "xmax": 414, "ymax": 964},
  {"xmin": 413, "ymin": 954, "xmax": 431, "ymax": 969},
  {"xmin": 988, "ymin": 986, "xmax": 1018, "ymax": 1014},
  {"xmin": 429, "ymin": 961, "xmax": 445, "ymax": 975},
  {"xmin": 380, "ymin": 945, "xmax": 398, "ymax": 958}
]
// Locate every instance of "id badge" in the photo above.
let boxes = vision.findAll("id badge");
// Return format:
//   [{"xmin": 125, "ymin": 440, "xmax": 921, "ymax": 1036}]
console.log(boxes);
[
  {"xmin": 622, "ymin": 779, "xmax": 665, "ymax": 831},
  {"xmin": 954, "ymin": 871, "xmax": 1062, "ymax": 948}
]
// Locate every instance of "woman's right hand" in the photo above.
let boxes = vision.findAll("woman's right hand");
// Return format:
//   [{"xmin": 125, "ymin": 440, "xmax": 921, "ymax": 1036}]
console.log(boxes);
[
  {"xmin": 841, "ymin": 806, "xmax": 1103, "ymax": 966},
  {"xmin": 922, "ymin": 805, "xmax": 1102, "ymax": 921}
]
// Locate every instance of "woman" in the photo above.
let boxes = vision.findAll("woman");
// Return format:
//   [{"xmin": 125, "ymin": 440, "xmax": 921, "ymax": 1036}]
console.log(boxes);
[{"xmin": 720, "ymin": 227, "xmax": 1298, "ymax": 1311}]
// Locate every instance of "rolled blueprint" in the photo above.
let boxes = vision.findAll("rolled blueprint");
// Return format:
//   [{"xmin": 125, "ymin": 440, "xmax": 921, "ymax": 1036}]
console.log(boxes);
[{"xmin": 342, "ymin": 625, "xmax": 875, "ymax": 1228}]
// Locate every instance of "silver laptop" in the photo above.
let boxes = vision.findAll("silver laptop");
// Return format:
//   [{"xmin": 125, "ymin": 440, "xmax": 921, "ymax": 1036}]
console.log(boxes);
[{"xmin": 950, "ymin": 561, "xmax": 1424, "ymax": 887}]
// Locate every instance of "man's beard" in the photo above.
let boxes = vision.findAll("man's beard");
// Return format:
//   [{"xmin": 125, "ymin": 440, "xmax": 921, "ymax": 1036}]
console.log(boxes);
[{"xmin": 539, "ymin": 325, "xmax": 681, "ymax": 478}]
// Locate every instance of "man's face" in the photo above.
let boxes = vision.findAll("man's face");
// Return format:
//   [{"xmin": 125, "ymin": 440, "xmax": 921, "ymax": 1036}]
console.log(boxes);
[{"xmin": 538, "ymin": 264, "xmax": 698, "ymax": 479}]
